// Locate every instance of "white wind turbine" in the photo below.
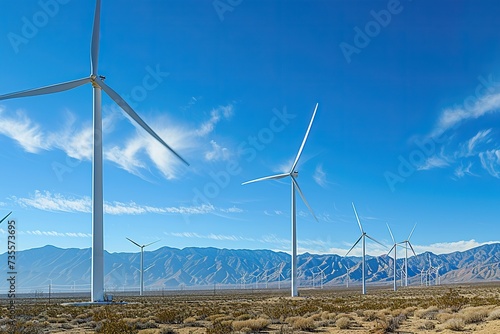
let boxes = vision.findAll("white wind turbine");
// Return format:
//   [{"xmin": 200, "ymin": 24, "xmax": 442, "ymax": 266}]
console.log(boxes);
[
  {"xmin": 0, "ymin": 1, "xmax": 189, "ymax": 303},
  {"xmin": 386, "ymin": 223, "xmax": 398, "ymax": 292},
  {"xmin": 400, "ymin": 224, "xmax": 417, "ymax": 287},
  {"xmin": 126, "ymin": 238, "xmax": 160, "ymax": 296},
  {"xmin": 0, "ymin": 212, "xmax": 12, "ymax": 225},
  {"xmin": 242, "ymin": 103, "xmax": 319, "ymax": 297},
  {"xmin": 345, "ymin": 203, "xmax": 386, "ymax": 295}
]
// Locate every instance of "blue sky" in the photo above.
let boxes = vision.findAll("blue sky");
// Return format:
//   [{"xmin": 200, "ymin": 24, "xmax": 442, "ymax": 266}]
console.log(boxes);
[{"xmin": 1, "ymin": 0, "xmax": 500, "ymax": 257}]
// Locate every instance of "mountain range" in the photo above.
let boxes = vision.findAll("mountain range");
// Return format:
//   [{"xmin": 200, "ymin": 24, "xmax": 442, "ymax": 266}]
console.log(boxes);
[{"xmin": 2, "ymin": 243, "xmax": 500, "ymax": 293}]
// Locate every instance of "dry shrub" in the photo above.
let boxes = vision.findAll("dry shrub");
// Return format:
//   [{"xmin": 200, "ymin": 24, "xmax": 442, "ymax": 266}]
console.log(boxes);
[
  {"xmin": 207, "ymin": 319, "xmax": 233, "ymax": 334},
  {"xmin": 443, "ymin": 317, "xmax": 465, "ymax": 331},
  {"xmin": 436, "ymin": 312, "xmax": 454, "ymax": 324},
  {"xmin": 336, "ymin": 316, "xmax": 350, "ymax": 329},
  {"xmin": 288, "ymin": 316, "xmax": 316, "ymax": 331},
  {"xmin": 183, "ymin": 316, "xmax": 198, "ymax": 326},
  {"xmin": 460, "ymin": 306, "xmax": 489, "ymax": 324},
  {"xmin": 0, "ymin": 320, "xmax": 45, "ymax": 334},
  {"xmin": 320, "ymin": 311, "xmax": 330, "ymax": 320},
  {"xmin": 403, "ymin": 306, "xmax": 417, "ymax": 317},
  {"xmin": 235, "ymin": 314, "xmax": 251, "ymax": 321},
  {"xmin": 415, "ymin": 306, "xmax": 439, "ymax": 320},
  {"xmin": 417, "ymin": 320, "xmax": 435, "ymax": 330},
  {"xmin": 93, "ymin": 307, "xmax": 138, "ymax": 334},
  {"xmin": 156, "ymin": 307, "xmax": 186, "ymax": 324},
  {"xmin": 436, "ymin": 289, "xmax": 468, "ymax": 312},
  {"xmin": 487, "ymin": 308, "xmax": 500, "ymax": 320},
  {"xmin": 373, "ymin": 314, "xmax": 405, "ymax": 333},
  {"xmin": 232, "ymin": 318, "xmax": 270, "ymax": 332}
]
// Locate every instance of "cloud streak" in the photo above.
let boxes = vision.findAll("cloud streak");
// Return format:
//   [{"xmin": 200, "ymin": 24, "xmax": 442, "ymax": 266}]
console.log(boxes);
[
  {"xmin": 0, "ymin": 103, "xmax": 234, "ymax": 180},
  {"xmin": 12, "ymin": 190, "xmax": 243, "ymax": 216}
]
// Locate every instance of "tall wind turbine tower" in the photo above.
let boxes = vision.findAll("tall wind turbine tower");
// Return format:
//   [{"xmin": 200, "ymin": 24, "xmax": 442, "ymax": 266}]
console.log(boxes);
[
  {"xmin": 242, "ymin": 103, "xmax": 319, "ymax": 297},
  {"xmin": 0, "ymin": 1, "xmax": 189, "ymax": 302},
  {"xmin": 345, "ymin": 203, "xmax": 386, "ymax": 295}
]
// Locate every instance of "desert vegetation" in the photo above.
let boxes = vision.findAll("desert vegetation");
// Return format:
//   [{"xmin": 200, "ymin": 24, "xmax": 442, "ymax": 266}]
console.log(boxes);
[{"xmin": 1, "ymin": 283, "xmax": 500, "ymax": 333}]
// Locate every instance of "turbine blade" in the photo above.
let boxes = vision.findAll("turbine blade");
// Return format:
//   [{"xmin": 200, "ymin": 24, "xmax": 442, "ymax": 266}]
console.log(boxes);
[
  {"xmin": 351, "ymin": 202, "xmax": 364, "ymax": 234},
  {"xmin": 291, "ymin": 176, "xmax": 318, "ymax": 221},
  {"xmin": 0, "ymin": 78, "xmax": 90, "ymax": 101},
  {"xmin": 366, "ymin": 234, "xmax": 387, "ymax": 249},
  {"xmin": 407, "ymin": 223, "xmax": 417, "ymax": 241},
  {"xmin": 408, "ymin": 241, "xmax": 417, "ymax": 257},
  {"xmin": 387, "ymin": 244, "xmax": 396, "ymax": 256},
  {"xmin": 386, "ymin": 223, "xmax": 395, "ymax": 243},
  {"xmin": 91, "ymin": 0, "xmax": 101, "ymax": 75},
  {"xmin": 0, "ymin": 212, "xmax": 12, "ymax": 225},
  {"xmin": 96, "ymin": 77, "xmax": 189, "ymax": 166},
  {"xmin": 345, "ymin": 235, "xmax": 363, "ymax": 256},
  {"xmin": 145, "ymin": 240, "xmax": 161, "ymax": 248},
  {"xmin": 290, "ymin": 103, "xmax": 318, "ymax": 172},
  {"xmin": 241, "ymin": 173, "xmax": 289, "ymax": 185},
  {"xmin": 126, "ymin": 237, "xmax": 141, "ymax": 248}
]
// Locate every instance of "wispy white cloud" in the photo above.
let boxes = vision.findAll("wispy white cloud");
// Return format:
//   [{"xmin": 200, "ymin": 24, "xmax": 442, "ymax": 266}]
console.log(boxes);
[
  {"xmin": 433, "ymin": 91, "xmax": 500, "ymax": 137},
  {"xmin": 205, "ymin": 140, "xmax": 230, "ymax": 161},
  {"xmin": 0, "ymin": 103, "xmax": 234, "ymax": 180},
  {"xmin": 479, "ymin": 149, "xmax": 500, "ymax": 178},
  {"xmin": 195, "ymin": 104, "xmax": 233, "ymax": 137},
  {"xmin": 15, "ymin": 190, "xmax": 90, "ymax": 213},
  {"xmin": 0, "ymin": 228, "xmax": 91, "ymax": 237},
  {"xmin": 12, "ymin": 190, "xmax": 243, "ymax": 216},
  {"xmin": 454, "ymin": 162, "xmax": 475, "ymax": 178},
  {"xmin": 413, "ymin": 240, "xmax": 500, "ymax": 255},
  {"xmin": 313, "ymin": 164, "xmax": 328, "ymax": 188},
  {"xmin": 166, "ymin": 231, "xmax": 254, "ymax": 242},
  {"xmin": 0, "ymin": 107, "xmax": 49, "ymax": 153},
  {"xmin": 264, "ymin": 210, "xmax": 285, "ymax": 216},
  {"xmin": 465, "ymin": 129, "xmax": 492, "ymax": 156},
  {"xmin": 24, "ymin": 230, "xmax": 91, "ymax": 238},
  {"xmin": 417, "ymin": 155, "xmax": 450, "ymax": 171}
]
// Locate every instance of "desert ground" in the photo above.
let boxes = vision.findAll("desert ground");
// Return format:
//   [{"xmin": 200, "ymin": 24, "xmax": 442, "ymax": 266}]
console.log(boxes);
[{"xmin": 2, "ymin": 283, "xmax": 500, "ymax": 333}]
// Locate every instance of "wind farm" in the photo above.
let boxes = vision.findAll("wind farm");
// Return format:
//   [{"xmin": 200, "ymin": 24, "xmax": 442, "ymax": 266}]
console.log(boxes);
[{"xmin": 1, "ymin": 0, "xmax": 500, "ymax": 332}]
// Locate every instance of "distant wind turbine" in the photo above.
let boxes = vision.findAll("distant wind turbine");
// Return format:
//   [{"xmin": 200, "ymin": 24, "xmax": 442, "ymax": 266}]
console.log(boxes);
[
  {"xmin": 0, "ymin": 212, "xmax": 12, "ymax": 225},
  {"xmin": 242, "ymin": 103, "xmax": 319, "ymax": 297},
  {"xmin": 400, "ymin": 224, "xmax": 417, "ymax": 287},
  {"xmin": 0, "ymin": 0, "xmax": 189, "ymax": 303},
  {"xmin": 386, "ymin": 223, "xmax": 398, "ymax": 292},
  {"xmin": 126, "ymin": 238, "xmax": 160, "ymax": 296},
  {"xmin": 345, "ymin": 203, "xmax": 386, "ymax": 295}
]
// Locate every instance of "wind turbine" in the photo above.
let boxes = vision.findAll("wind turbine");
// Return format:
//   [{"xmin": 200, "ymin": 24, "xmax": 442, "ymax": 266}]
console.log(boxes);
[
  {"xmin": 0, "ymin": 1, "xmax": 189, "ymax": 303},
  {"xmin": 242, "ymin": 103, "xmax": 319, "ymax": 297},
  {"xmin": 400, "ymin": 224, "xmax": 417, "ymax": 287},
  {"xmin": 386, "ymin": 223, "xmax": 398, "ymax": 292},
  {"xmin": 126, "ymin": 238, "xmax": 160, "ymax": 296},
  {"xmin": 345, "ymin": 203, "xmax": 386, "ymax": 295},
  {"xmin": 0, "ymin": 212, "xmax": 12, "ymax": 225}
]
